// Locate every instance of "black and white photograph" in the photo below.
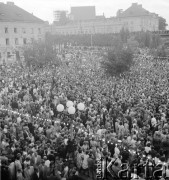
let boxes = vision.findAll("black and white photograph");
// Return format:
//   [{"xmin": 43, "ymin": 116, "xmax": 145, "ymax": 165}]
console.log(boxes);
[{"xmin": 0, "ymin": 0, "xmax": 169, "ymax": 180}]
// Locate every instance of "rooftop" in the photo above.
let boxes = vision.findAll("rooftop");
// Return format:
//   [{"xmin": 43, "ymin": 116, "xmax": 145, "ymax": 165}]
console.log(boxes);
[
  {"xmin": 0, "ymin": 1, "xmax": 44, "ymax": 23},
  {"xmin": 117, "ymin": 3, "xmax": 158, "ymax": 18}
]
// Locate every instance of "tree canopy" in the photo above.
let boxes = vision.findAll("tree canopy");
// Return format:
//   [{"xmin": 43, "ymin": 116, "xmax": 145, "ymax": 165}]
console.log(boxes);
[{"xmin": 101, "ymin": 44, "xmax": 134, "ymax": 77}]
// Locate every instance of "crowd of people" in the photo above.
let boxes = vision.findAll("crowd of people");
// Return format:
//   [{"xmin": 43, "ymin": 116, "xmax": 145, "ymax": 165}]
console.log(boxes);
[{"xmin": 0, "ymin": 46, "xmax": 169, "ymax": 180}]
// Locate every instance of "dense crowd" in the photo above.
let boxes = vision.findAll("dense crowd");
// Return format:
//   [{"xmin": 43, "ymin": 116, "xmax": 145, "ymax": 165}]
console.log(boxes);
[{"xmin": 0, "ymin": 47, "xmax": 169, "ymax": 180}]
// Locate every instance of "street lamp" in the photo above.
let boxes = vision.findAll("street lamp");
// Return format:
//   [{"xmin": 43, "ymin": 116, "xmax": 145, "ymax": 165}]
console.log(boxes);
[
  {"xmin": 56, "ymin": 101, "xmax": 85, "ymax": 141},
  {"xmin": 56, "ymin": 104, "xmax": 64, "ymax": 112},
  {"xmin": 66, "ymin": 101, "xmax": 74, "ymax": 108},
  {"xmin": 68, "ymin": 106, "xmax": 76, "ymax": 114},
  {"xmin": 56, "ymin": 101, "xmax": 85, "ymax": 115}
]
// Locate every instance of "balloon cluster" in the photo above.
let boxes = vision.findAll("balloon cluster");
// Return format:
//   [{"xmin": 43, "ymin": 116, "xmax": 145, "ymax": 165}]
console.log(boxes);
[
  {"xmin": 0, "ymin": 101, "xmax": 85, "ymax": 122},
  {"xmin": 57, "ymin": 101, "xmax": 85, "ymax": 115}
]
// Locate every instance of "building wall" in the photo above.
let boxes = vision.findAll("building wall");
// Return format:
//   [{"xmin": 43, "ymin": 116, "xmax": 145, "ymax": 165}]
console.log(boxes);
[
  {"xmin": 0, "ymin": 21, "xmax": 46, "ymax": 63},
  {"xmin": 53, "ymin": 11, "xmax": 67, "ymax": 22},
  {"xmin": 119, "ymin": 16, "xmax": 159, "ymax": 32},
  {"xmin": 51, "ymin": 14, "xmax": 159, "ymax": 35},
  {"xmin": 70, "ymin": 6, "xmax": 96, "ymax": 21}
]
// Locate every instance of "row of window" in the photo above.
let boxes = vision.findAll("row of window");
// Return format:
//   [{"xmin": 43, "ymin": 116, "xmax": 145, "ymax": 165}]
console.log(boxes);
[
  {"xmin": 57, "ymin": 29, "xmax": 119, "ymax": 35},
  {"xmin": 5, "ymin": 38, "xmax": 29, "ymax": 45},
  {"xmin": 0, "ymin": 52, "xmax": 18, "ymax": 59},
  {"xmin": 4, "ymin": 38, "xmax": 42, "ymax": 45},
  {"xmin": 4, "ymin": 27, "xmax": 41, "ymax": 34}
]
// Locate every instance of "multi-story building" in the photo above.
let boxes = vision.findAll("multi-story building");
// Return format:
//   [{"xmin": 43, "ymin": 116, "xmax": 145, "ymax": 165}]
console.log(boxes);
[
  {"xmin": 116, "ymin": 3, "xmax": 159, "ymax": 32},
  {"xmin": 0, "ymin": 2, "xmax": 47, "ymax": 64},
  {"xmin": 51, "ymin": 3, "xmax": 159, "ymax": 35},
  {"xmin": 70, "ymin": 6, "xmax": 96, "ymax": 21},
  {"xmin": 53, "ymin": 10, "xmax": 68, "ymax": 22}
]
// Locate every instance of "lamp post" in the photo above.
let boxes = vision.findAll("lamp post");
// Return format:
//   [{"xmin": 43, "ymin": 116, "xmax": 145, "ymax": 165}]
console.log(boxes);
[
  {"xmin": 57, "ymin": 101, "xmax": 85, "ymax": 139},
  {"xmin": 91, "ymin": 33, "xmax": 93, "ymax": 47}
]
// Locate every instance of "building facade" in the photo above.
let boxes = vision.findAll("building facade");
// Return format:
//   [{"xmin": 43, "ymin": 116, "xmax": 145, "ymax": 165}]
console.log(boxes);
[
  {"xmin": 51, "ymin": 3, "xmax": 159, "ymax": 35},
  {"xmin": 0, "ymin": 2, "xmax": 47, "ymax": 64},
  {"xmin": 70, "ymin": 6, "xmax": 96, "ymax": 21},
  {"xmin": 53, "ymin": 10, "xmax": 68, "ymax": 22}
]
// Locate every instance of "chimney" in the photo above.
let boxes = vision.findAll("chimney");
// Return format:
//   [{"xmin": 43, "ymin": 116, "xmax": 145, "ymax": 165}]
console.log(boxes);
[
  {"xmin": 7, "ymin": 2, "xmax": 14, "ymax": 5},
  {"xmin": 132, "ymin": 3, "xmax": 138, "ymax": 6}
]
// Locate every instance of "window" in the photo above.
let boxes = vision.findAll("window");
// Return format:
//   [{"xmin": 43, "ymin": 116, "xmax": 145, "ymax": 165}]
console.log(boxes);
[
  {"xmin": 6, "ymin": 38, "xmax": 9, "ymax": 45},
  {"xmin": 38, "ymin": 28, "xmax": 41, "ymax": 34},
  {"xmin": 22, "ymin": 28, "xmax": 26, "ymax": 33},
  {"xmin": 31, "ymin": 28, "xmax": 34, "ymax": 34},
  {"xmin": 7, "ymin": 52, "xmax": 11, "ymax": 58},
  {"xmin": 23, "ymin": 38, "xmax": 27, "ymax": 44},
  {"xmin": 15, "ymin": 38, "xmax": 19, "ymax": 45},
  {"xmin": 5, "ymin": 27, "xmax": 8, "ymax": 33},
  {"xmin": 14, "ymin": 28, "xmax": 17, "ymax": 33},
  {"xmin": 38, "ymin": 38, "xmax": 41, "ymax": 42}
]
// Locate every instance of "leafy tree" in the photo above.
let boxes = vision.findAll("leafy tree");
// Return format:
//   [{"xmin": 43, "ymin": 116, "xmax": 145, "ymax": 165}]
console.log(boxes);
[
  {"xmin": 156, "ymin": 46, "xmax": 166, "ymax": 57},
  {"xmin": 133, "ymin": 31, "xmax": 161, "ymax": 49},
  {"xmin": 150, "ymin": 34, "xmax": 161, "ymax": 49},
  {"xmin": 158, "ymin": 16, "xmax": 168, "ymax": 30},
  {"xmin": 127, "ymin": 36, "xmax": 139, "ymax": 51},
  {"xmin": 23, "ymin": 39, "xmax": 58, "ymax": 68},
  {"xmin": 150, "ymin": 45, "xmax": 167, "ymax": 57},
  {"xmin": 120, "ymin": 28, "xmax": 130, "ymax": 43},
  {"xmin": 101, "ymin": 46, "xmax": 134, "ymax": 77}
]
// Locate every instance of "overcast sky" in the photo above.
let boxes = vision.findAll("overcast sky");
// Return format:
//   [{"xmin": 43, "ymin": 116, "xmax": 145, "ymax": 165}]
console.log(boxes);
[{"xmin": 2, "ymin": 0, "xmax": 169, "ymax": 27}]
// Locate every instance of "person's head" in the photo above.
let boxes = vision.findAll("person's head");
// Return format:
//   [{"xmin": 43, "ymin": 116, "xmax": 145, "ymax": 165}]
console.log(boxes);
[
  {"xmin": 16, "ymin": 153, "xmax": 21, "ymax": 160},
  {"xmin": 156, "ymin": 153, "xmax": 160, "ymax": 159},
  {"xmin": 26, "ymin": 157, "xmax": 30, "ymax": 161},
  {"xmin": 43, "ymin": 156, "xmax": 47, "ymax": 160},
  {"xmin": 34, "ymin": 166, "xmax": 39, "ymax": 173},
  {"xmin": 114, "ymin": 162, "xmax": 119, "ymax": 167},
  {"xmin": 17, "ymin": 169, "xmax": 22, "ymax": 173},
  {"xmin": 26, "ymin": 163, "xmax": 30, "ymax": 168},
  {"xmin": 146, "ymin": 142, "xmax": 151, "ymax": 147}
]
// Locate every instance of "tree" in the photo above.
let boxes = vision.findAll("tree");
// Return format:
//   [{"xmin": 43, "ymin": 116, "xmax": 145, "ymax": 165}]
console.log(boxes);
[
  {"xmin": 101, "ymin": 46, "xmax": 134, "ymax": 77},
  {"xmin": 23, "ymin": 39, "xmax": 58, "ymax": 68},
  {"xmin": 150, "ymin": 45, "xmax": 167, "ymax": 57},
  {"xmin": 127, "ymin": 36, "xmax": 139, "ymax": 51},
  {"xmin": 150, "ymin": 34, "xmax": 161, "ymax": 49},
  {"xmin": 120, "ymin": 28, "xmax": 130, "ymax": 43},
  {"xmin": 158, "ymin": 16, "xmax": 168, "ymax": 30},
  {"xmin": 156, "ymin": 46, "xmax": 166, "ymax": 57}
]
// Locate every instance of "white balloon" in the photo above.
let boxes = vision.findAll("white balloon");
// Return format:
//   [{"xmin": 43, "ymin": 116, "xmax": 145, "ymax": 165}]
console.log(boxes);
[
  {"xmin": 57, "ymin": 104, "xmax": 64, "ymax": 112},
  {"xmin": 68, "ymin": 106, "xmax": 76, "ymax": 114},
  {"xmin": 77, "ymin": 103, "xmax": 85, "ymax": 111},
  {"xmin": 66, "ymin": 101, "xmax": 74, "ymax": 108}
]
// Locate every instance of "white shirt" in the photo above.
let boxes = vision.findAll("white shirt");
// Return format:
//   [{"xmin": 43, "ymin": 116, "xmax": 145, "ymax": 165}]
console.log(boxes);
[
  {"xmin": 145, "ymin": 146, "xmax": 151, "ymax": 153},
  {"xmin": 82, "ymin": 154, "xmax": 89, "ymax": 169},
  {"xmin": 45, "ymin": 160, "xmax": 50, "ymax": 167},
  {"xmin": 166, "ymin": 169, "xmax": 169, "ymax": 177},
  {"xmin": 151, "ymin": 117, "xmax": 157, "ymax": 127},
  {"xmin": 17, "ymin": 117, "xmax": 22, "ymax": 124},
  {"xmin": 114, "ymin": 147, "xmax": 120, "ymax": 158},
  {"xmin": 38, "ymin": 127, "xmax": 43, "ymax": 133},
  {"xmin": 64, "ymin": 139, "xmax": 68, "ymax": 145}
]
